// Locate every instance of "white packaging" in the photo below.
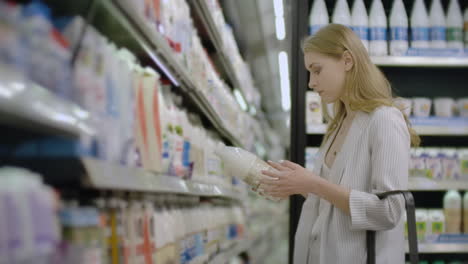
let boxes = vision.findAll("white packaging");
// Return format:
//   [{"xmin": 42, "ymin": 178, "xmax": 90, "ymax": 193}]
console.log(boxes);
[
  {"xmin": 457, "ymin": 98, "xmax": 468, "ymax": 117},
  {"xmin": 369, "ymin": 0, "xmax": 388, "ymax": 56},
  {"xmin": 443, "ymin": 190, "xmax": 462, "ymax": 233},
  {"xmin": 427, "ymin": 209, "xmax": 445, "ymax": 239},
  {"xmin": 306, "ymin": 91, "xmax": 323, "ymax": 125},
  {"xmin": 441, "ymin": 148, "xmax": 461, "ymax": 181},
  {"xmin": 426, "ymin": 149, "xmax": 443, "ymax": 180},
  {"xmin": 351, "ymin": 0, "xmax": 369, "ymax": 50},
  {"xmin": 332, "ymin": 0, "xmax": 351, "ymax": 27},
  {"xmin": 465, "ymin": 8, "xmax": 468, "ymax": 48},
  {"xmin": 434, "ymin": 97, "xmax": 455, "ymax": 117},
  {"xmin": 410, "ymin": 0, "xmax": 430, "ymax": 48},
  {"xmin": 415, "ymin": 209, "xmax": 429, "ymax": 242},
  {"xmin": 390, "ymin": 0, "xmax": 409, "ymax": 56},
  {"xmin": 394, "ymin": 97, "xmax": 412, "ymax": 117},
  {"xmin": 459, "ymin": 149, "xmax": 468, "ymax": 179},
  {"xmin": 412, "ymin": 97, "xmax": 432, "ymax": 117},
  {"xmin": 308, "ymin": 0, "xmax": 329, "ymax": 35},
  {"xmin": 446, "ymin": 0, "xmax": 464, "ymax": 49},
  {"xmin": 413, "ymin": 148, "xmax": 427, "ymax": 171},
  {"xmin": 215, "ymin": 144, "xmax": 280, "ymax": 201},
  {"xmin": 429, "ymin": 0, "xmax": 447, "ymax": 48}
]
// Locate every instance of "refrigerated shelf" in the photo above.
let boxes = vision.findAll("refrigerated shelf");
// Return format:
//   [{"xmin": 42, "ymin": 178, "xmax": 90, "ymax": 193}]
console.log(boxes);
[
  {"xmin": 106, "ymin": 0, "xmax": 244, "ymax": 148},
  {"xmin": 0, "ymin": 64, "xmax": 94, "ymax": 137},
  {"xmin": 307, "ymin": 124, "xmax": 468, "ymax": 136},
  {"xmin": 190, "ymin": 0, "xmax": 245, "ymax": 95},
  {"xmin": 83, "ymin": 157, "xmax": 244, "ymax": 201},
  {"xmin": 406, "ymin": 243, "xmax": 468, "ymax": 254},
  {"xmin": 372, "ymin": 56, "xmax": 468, "ymax": 68},
  {"xmin": 409, "ymin": 177, "xmax": 468, "ymax": 191}
]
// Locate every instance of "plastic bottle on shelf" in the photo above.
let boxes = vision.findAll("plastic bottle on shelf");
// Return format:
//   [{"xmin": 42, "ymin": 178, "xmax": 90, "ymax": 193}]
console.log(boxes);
[
  {"xmin": 308, "ymin": 0, "xmax": 329, "ymax": 35},
  {"xmin": 464, "ymin": 192, "xmax": 468, "ymax": 233},
  {"xmin": 369, "ymin": 0, "xmax": 388, "ymax": 56},
  {"xmin": 429, "ymin": 0, "xmax": 447, "ymax": 48},
  {"xmin": 351, "ymin": 0, "xmax": 369, "ymax": 50},
  {"xmin": 443, "ymin": 190, "xmax": 462, "ymax": 234},
  {"xmin": 415, "ymin": 209, "xmax": 428, "ymax": 242},
  {"xmin": 215, "ymin": 144, "xmax": 280, "ymax": 201},
  {"xmin": 446, "ymin": 0, "xmax": 463, "ymax": 49},
  {"xmin": 332, "ymin": 0, "xmax": 351, "ymax": 27},
  {"xmin": 465, "ymin": 8, "xmax": 468, "ymax": 48},
  {"xmin": 390, "ymin": 0, "xmax": 409, "ymax": 56},
  {"xmin": 410, "ymin": 0, "xmax": 430, "ymax": 48}
]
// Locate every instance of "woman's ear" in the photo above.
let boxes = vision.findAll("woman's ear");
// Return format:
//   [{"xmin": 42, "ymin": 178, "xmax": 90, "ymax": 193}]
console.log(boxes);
[{"xmin": 343, "ymin": 50, "xmax": 354, "ymax": 71}]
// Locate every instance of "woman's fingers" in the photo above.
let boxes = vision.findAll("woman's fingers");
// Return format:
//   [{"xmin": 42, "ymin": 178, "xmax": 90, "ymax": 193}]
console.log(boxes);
[
  {"xmin": 267, "ymin": 160, "xmax": 291, "ymax": 171},
  {"xmin": 261, "ymin": 169, "xmax": 281, "ymax": 179},
  {"xmin": 280, "ymin": 160, "xmax": 302, "ymax": 170}
]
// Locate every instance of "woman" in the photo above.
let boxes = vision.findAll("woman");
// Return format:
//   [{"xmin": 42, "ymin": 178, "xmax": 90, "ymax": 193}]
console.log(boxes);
[{"xmin": 260, "ymin": 24, "xmax": 420, "ymax": 264}]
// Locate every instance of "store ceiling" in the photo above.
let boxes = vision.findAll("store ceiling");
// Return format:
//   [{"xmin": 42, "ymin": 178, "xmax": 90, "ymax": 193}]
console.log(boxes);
[{"xmin": 220, "ymin": 0, "xmax": 291, "ymax": 145}]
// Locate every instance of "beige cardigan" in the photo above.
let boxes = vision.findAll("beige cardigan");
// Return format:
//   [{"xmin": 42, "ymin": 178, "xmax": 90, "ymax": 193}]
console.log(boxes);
[{"xmin": 294, "ymin": 106, "xmax": 410, "ymax": 264}]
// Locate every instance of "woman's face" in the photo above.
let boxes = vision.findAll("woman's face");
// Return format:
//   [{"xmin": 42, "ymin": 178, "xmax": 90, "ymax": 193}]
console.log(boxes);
[{"xmin": 304, "ymin": 51, "xmax": 352, "ymax": 104}]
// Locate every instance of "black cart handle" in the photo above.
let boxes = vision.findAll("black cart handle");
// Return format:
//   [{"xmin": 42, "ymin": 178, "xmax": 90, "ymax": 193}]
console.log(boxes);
[{"xmin": 366, "ymin": 191, "xmax": 419, "ymax": 264}]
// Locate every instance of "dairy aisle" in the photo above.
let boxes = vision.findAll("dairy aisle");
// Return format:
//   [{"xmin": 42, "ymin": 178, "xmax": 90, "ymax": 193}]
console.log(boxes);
[
  {"xmin": 296, "ymin": 0, "xmax": 468, "ymax": 263},
  {"xmin": 0, "ymin": 0, "xmax": 290, "ymax": 264}
]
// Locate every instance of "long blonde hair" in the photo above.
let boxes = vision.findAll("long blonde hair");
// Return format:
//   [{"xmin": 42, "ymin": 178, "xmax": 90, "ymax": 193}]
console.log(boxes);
[{"xmin": 302, "ymin": 24, "xmax": 420, "ymax": 147}]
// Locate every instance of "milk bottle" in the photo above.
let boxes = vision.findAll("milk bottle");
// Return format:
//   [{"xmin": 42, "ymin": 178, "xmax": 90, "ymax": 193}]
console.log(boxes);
[
  {"xmin": 309, "ymin": 0, "xmax": 329, "ymax": 35},
  {"xmin": 429, "ymin": 0, "xmax": 447, "ymax": 48},
  {"xmin": 351, "ymin": 0, "xmax": 369, "ymax": 50},
  {"xmin": 390, "ymin": 0, "xmax": 409, "ymax": 55},
  {"xmin": 446, "ymin": 0, "xmax": 463, "ymax": 49},
  {"xmin": 411, "ymin": 0, "xmax": 430, "ymax": 48},
  {"xmin": 369, "ymin": 0, "xmax": 388, "ymax": 56}
]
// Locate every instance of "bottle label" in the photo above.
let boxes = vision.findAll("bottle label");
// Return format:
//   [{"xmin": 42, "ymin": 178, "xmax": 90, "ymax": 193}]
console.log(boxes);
[
  {"xmin": 447, "ymin": 27, "xmax": 463, "ymax": 42},
  {"xmin": 370, "ymin": 27, "xmax": 387, "ymax": 41},
  {"xmin": 430, "ymin": 26, "xmax": 446, "ymax": 41},
  {"xmin": 309, "ymin": 24, "xmax": 325, "ymax": 35},
  {"xmin": 411, "ymin": 27, "xmax": 430, "ymax": 41},
  {"xmin": 432, "ymin": 221, "xmax": 444, "ymax": 235},
  {"xmin": 351, "ymin": 26, "xmax": 369, "ymax": 40},
  {"xmin": 391, "ymin": 27, "xmax": 408, "ymax": 41}
]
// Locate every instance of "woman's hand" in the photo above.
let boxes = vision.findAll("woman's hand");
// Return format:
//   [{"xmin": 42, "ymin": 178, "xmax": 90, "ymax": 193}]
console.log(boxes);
[{"xmin": 259, "ymin": 160, "xmax": 321, "ymax": 199}]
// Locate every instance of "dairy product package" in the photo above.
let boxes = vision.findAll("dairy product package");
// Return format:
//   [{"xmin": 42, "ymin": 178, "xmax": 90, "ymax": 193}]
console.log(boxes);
[
  {"xmin": 215, "ymin": 144, "xmax": 280, "ymax": 201},
  {"xmin": 306, "ymin": 91, "xmax": 323, "ymax": 125},
  {"xmin": 446, "ymin": 0, "xmax": 463, "ymax": 49},
  {"xmin": 415, "ymin": 209, "xmax": 428, "ymax": 242},
  {"xmin": 351, "ymin": 0, "xmax": 369, "ymax": 50},
  {"xmin": 434, "ymin": 97, "xmax": 455, "ymax": 117},
  {"xmin": 426, "ymin": 209, "xmax": 445, "ymax": 242},
  {"xmin": 394, "ymin": 97, "xmax": 412, "ymax": 117},
  {"xmin": 429, "ymin": 0, "xmax": 447, "ymax": 48},
  {"xmin": 457, "ymin": 98, "xmax": 468, "ymax": 117},
  {"xmin": 443, "ymin": 190, "xmax": 462, "ymax": 234},
  {"xmin": 410, "ymin": 0, "xmax": 430, "ymax": 48},
  {"xmin": 441, "ymin": 148, "xmax": 461, "ymax": 181},
  {"xmin": 390, "ymin": 0, "xmax": 409, "ymax": 56},
  {"xmin": 412, "ymin": 97, "xmax": 432, "ymax": 117},
  {"xmin": 308, "ymin": 0, "xmax": 329, "ymax": 35}
]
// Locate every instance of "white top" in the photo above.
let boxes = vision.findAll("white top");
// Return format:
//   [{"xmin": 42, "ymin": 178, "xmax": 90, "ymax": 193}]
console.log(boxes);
[{"xmin": 294, "ymin": 106, "xmax": 410, "ymax": 264}]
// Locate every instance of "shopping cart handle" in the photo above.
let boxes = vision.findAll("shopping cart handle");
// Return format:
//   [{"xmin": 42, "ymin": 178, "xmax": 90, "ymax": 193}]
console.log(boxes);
[{"xmin": 366, "ymin": 190, "xmax": 419, "ymax": 264}]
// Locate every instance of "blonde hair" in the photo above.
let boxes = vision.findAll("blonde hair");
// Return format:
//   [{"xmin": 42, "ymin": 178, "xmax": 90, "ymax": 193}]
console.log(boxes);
[{"xmin": 302, "ymin": 24, "xmax": 420, "ymax": 147}]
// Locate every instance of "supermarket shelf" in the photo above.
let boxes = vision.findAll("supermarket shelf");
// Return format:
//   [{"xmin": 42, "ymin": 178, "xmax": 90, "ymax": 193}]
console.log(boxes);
[
  {"xmin": 412, "ymin": 125, "xmax": 468, "ymax": 136},
  {"xmin": 2, "ymin": 157, "xmax": 244, "ymax": 201},
  {"xmin": 190, "ymin": 0, "xmax": 245, "ymax": 97},
  {"xmin": 372, "ymin": 56, "xmax": 468, "ymax": 67},
  {"xmin": 406, "ymin": 243, "xmax": 468, "ymax": 254},
  {"xmin": 211, "ymin": 239, "xmax": 249, "ymax": 264},
  {"xmin": 211, "ymin": 216, "xmax": 287, "ymax": 264},
  {"xmin": 409, "ymin": 177, "xmax": 468, "ymax": 191},
  {"xmin": 306, "ymin": 124, "xmax": 327, "ymax": 135},
  {"xmin": 107, "ymin": 0, "xmax": 243, "ymax": 148},
  {"xmin": 307, "ymin": 124, "xmax": 468, "ymax": 136},
  {"xmin": 83, "ymin": 158, "xmax": 244, "ymax": 201},
  {"xmin": 0, "ymin": 64, "xmax": 94, "ymax": 137}
]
